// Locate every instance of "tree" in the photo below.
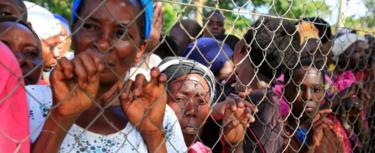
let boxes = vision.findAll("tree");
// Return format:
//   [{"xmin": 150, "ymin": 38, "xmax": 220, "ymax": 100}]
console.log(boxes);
[{"xmin": 29, "ymin": 0, "xmax": 71, "ymax": 22}]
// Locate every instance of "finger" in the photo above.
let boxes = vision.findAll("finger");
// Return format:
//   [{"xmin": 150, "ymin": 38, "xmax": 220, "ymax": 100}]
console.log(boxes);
[
  {"xmin": 149, "ymin": 67, "xmax": 161, "ymax": 85},
  {"xmin": 245, "ymin": 108, "xmax": 255, "ymax": 123},
  {"xmin": 134, "ymin": 74, "xmax": 146, "ymax": 97},
  {"xmin": 120, "ymin": 80, "xmax": 133, "ymax": 105},
  {"xmin": 230, "ymin": 93, "xmax": 244, "ymax": 107},
  {"xmin": 231, "ymin": 119, "xmax": 240, "ymax": 127},
  {"xmin": 238, "ymin": 88, "xmax": 253, "ymax": 98},
  {"xmin": 72, "ymin": 58, "xmax": 88, "ymax": 88},
  {"xmin": 78, "ymin": 53, "xmax": 97, "ymax": 81},
  {"xmin": 158, "ymin": 73, "xmax": 167, "ymax": 86},
  {"xmin": 244, "ymin": 101, "xmax": 258, "ymax": 113},
  {"xmin": 88, "ymin": 51, "xmax": 104, "ymax": 72},
  {"xmin": 58, "ymin": 57, "xmax": 74, "ymax": 79},
  {"xmin": 100, "ymin": 81, "xmax": 121, "ymax": 103}
]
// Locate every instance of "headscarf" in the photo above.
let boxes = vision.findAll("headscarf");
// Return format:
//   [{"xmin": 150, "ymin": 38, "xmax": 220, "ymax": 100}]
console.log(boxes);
[
  {"xmin": 297, "ymin": 21, "xmax": 320, "ymax": 45},
  {"xmin": 183, "ymin": 37, "xmax": 233, "ymax": 75},
  {"xmin": 332, "ymin": 33, "xmax": 366, "ymax": 61},
  {"xmin": 158, "ymin": 57, "xmax": 216, "ymax": 105},
  {"xmin": 54, "ymin": 14, "xmax": 71, "ymax": 36},
  {"xmin": 0, "ymin": 42, "xmax": 30, "ymax": 153},
  {"xmin": 72, "ymin": 0, "xmax": 153, "ymax": 39},
  {"xmin": 25, "ymin": 1, "xmax": 61, "ymax": 39}
]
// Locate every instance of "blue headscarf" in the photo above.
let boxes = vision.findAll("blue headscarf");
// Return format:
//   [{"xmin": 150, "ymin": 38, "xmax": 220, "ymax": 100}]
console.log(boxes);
[
  {"xmin": 183, "ymin": 37, "xmax": 234, "ymax": 75},
  {"xmin": 72, "ymin": 0, "xmax": 153, "ymax": 39},
  {"xmin": 54, "ymin": 14, "xmax": 71, "ymax": 35}
]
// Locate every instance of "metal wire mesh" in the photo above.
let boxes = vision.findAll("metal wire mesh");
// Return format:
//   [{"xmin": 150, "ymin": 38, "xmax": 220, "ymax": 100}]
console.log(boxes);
[{"xmin": 0, "ymin": 0, "xmax": 374, "ymax": 153}]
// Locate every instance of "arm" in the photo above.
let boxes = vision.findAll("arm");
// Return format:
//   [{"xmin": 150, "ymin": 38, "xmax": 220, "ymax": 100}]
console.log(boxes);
[
  {"xmin": 32, "ymin": 52, "xmax": 102, "ymax": 152},
  {"xmin": 214, "ymin": 94, "xmax": 257, "ymax": 153},
  {"xmin": 120, "ymin": 68, "xmax": 168, "ymax": 153}
]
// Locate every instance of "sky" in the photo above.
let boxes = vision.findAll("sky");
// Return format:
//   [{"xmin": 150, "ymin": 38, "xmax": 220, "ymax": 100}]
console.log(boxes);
[
  {"xmin": 325, "ymin": 0, "xmax": 368, "ymax": 25},
  {"xmin": 236, "ymin": 0, "xmax": 368, "ymax": 25}
]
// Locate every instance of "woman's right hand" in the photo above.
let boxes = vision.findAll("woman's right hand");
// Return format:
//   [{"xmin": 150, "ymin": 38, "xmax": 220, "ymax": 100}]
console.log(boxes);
[{"xmin": 50, "ymin": 52, "xmax": 103, "ymax": 117}]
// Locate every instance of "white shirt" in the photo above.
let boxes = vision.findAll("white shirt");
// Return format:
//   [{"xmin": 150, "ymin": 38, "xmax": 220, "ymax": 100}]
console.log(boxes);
[{"xmin": 27, "ymin": 85, "xmax": 187, "ymax": 153}]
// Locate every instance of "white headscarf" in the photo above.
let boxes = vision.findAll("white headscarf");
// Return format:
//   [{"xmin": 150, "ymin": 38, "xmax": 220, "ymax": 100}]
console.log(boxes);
[
  {"xmin": 332, "ymin": 33, "xmax": 366, "ymax": 61},
  {"xmin": 25, "ymin": 1, "xmax": 61, "ymax": 39}
]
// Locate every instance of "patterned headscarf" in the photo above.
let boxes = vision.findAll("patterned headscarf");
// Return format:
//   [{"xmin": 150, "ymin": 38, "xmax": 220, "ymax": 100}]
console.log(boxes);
[{"xmin": 159, "ymin": 57, "xmax": 216, "ymax": 105}]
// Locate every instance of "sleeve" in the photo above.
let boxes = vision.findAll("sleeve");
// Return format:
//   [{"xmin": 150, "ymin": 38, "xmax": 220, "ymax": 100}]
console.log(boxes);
[
  {"xmin": 163, "ymin": 105, "xmax": 187, "ymax": 153},
  {"xmin": 26, "ymin": 85, "xmax": 53, "ymax": 143}
]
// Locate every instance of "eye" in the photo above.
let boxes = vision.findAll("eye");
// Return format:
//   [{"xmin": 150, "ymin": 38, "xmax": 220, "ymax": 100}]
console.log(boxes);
[
  {"xmin": 23, "ymin": 47, "xmax": 39, "ymax": 58},
  {"xmin": 0, "ymin": 9, "xmax": 12, "ymax": 17},
  {"xmin": 82, "ymin": 23, "xmax": 97, "ymax": 31},
  {"xmin": 197, "ymin": 99, "xmax": 208, "ymax": 105},
  {"xmin": 313, "ymin": 86, "xmax": 323, "ymax": 93},
  {"xmin": 175, "ymin": 97, "xmax": 188, "ymax": 103},
  {"xmin": 115, "ymin": 29, "xmax": 132, "ymax": 40}
]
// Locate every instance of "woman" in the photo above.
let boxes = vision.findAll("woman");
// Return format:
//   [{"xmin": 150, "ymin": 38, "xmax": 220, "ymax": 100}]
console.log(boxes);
[
  {"xmin": 0, "ymin": 42, "xmax": 30, "ymax": 153},
  {"xmin": 159, "ymin": 57, "xmax": 256, "ymax": 153},
  {"xmin": 282, "ymin": 58, "xmax": 345, "ymax": 153},
  {"xmin": 30, "ymin": 0, "xmax": 186, "ymax": 152},
  {"xmin": 0, "ymin": 17, "xmax": 42, "ymax": 85}
]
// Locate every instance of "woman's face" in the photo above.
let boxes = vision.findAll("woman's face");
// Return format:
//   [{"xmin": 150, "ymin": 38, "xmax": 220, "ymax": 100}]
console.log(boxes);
[
  {"xmin": 41, "ymin": 35, "xmax": 60, "ymax": 71},
  {"xmin": 55, "ymin": 24, "xmax": 71, "ymax": 57},
  {"xmin": 284, "ymin": 67, "xmax": 324, "ymax": 119},
  {"xmin": 0, "ymin": 22, "xmax": 42, "ymax": 85},
  {"xmin": 339, "ymin": 40, "xmax": 369, "ymax": 71},
  {"xmin": 167, "ymin": 74, "xmax": 210, "ymax": 145},
  {"xmin": 233, "ymin": 40, "xmax": 257, "ymax": 92},
  {"xmin": 72, "ymin": 0, "xmax": 145, "ymax": 85},
  {"xmin": 0, "ymin": 0, "xmax": 24, "ymax": 20}
]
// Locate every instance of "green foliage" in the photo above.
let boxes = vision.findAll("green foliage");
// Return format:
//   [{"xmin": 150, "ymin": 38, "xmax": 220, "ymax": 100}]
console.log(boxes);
[
  {"xmin": 268, "ymin": 0, "xmax": 329, "ymax": 18},
  {"xmin": 28, "ymin": 0, "xmax": 71, "ymax": 22},
  {"xmin": 163, "ymin": 3, "xmax": 178, "ymax": 32}
]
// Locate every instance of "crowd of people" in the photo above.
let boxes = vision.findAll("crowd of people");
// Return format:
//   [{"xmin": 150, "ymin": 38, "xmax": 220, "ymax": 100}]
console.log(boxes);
[{"xmin": 0, "ymin": 0, "xmax": 374, "ymax": 153}]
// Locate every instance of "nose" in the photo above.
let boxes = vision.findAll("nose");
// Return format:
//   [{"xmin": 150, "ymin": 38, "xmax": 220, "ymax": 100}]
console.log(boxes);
[
  {"xmin": 52, "ymin": 48, "xmax": 61, "ymax": 59},
  {"xmin": 184, "ymin": 101, "xmax": 198, "ymax": 117},
  {"xmin": 95, "ymin": 30, "xmax": 112, "ymax": 53},
  {"xmin": 302, "ymin": 89, "xmax": 313, "ymax": 101}
]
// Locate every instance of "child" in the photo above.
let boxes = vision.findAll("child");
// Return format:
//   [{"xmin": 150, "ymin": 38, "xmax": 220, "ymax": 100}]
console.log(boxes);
[
  {"xmin": 159, "ymin": 57, "xmax": 256, "ymax": 152},
  {"xmin": 0, "ymin": 17, "xmax": 42, "ymax": 85},
  {"xmin": 282, "ymin": 58, "xmax": 345, "ymax": 153},
  {"xmin": 30, "ymin": 0, "xmax": 186, "ymax": 152}
]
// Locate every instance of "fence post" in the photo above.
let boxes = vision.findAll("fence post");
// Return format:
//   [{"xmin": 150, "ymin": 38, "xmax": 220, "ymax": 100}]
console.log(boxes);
[{"xmin": 337, "ymin": 0, "xmax": 346, "ymax": 30}]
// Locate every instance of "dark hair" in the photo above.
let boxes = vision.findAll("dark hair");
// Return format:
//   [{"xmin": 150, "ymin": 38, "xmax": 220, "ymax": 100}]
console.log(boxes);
[
  {"xmin": 0, "ymin": 16, "xmax": 42, "ymax": 53},
  {"xmin": 303, "ymin": 17, "xmax": 332, "ymax": 44},
  {"xmin": 204, "ymin": 10, "xmax": 224, "ymax": 21},
  {"xmin": 74, "ymin": 0, "xmax": 146, "ymax": 40},
  {"xmin": 173, "ymin": 19, "xmax": 202, "ymax": 39},
  {"xmin": 10, "ymin": 0, "xmax": 27, "ymax": 21},
  {"xmin": 243, "ymin": 16, "xmax": 300, "ymax": 79},
  {"xmin": 284, "ymin": 57, "xmax": 326, "ymax": 86},
  {"xmin": 153, "ymin": 36, "xmax": 179, "ymax": 58}
]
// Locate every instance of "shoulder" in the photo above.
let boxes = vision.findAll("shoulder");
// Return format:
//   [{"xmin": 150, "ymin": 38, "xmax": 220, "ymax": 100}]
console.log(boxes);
[{"xmin": 26, "ymin": 85, "xmax": 53, "ymax": 143}]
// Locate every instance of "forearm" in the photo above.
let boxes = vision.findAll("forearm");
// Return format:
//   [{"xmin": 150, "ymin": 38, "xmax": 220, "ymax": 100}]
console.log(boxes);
[
  {"xmin": 142, "ymin": 130, "xmax": 167, "ymax": 153},
  {"xmin": 222, "ymin": 142, "xmax": 244, "ymax": 153},
  {"xmin": 32, "ymin": 112, "xmax": 78, "ymax": 153}
]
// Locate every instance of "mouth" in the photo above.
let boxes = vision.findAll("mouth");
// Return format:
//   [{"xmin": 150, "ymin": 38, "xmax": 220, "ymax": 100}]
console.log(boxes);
[
  {"xmin": 305, "ymin": 102, "xmax": 317, "ymax": 112},
  {"xmin": 182, "ymin": 126, "xmax": 198, "ymax": 135}
]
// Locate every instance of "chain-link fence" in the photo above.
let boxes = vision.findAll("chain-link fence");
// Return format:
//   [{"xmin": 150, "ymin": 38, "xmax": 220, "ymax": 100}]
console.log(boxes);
[{"xmin": 0, "ymin": 0, "xmax": 374, "ymax": 152}]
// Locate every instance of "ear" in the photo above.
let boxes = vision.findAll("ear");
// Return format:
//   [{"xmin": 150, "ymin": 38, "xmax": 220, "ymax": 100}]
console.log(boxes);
[
  {"xmin": 233, "ymin": 39, "xmax": 247, "ymax": 65},
  {"xmin": 133, "ymin": 41, "xmax": 147, "ymax": 64}
]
